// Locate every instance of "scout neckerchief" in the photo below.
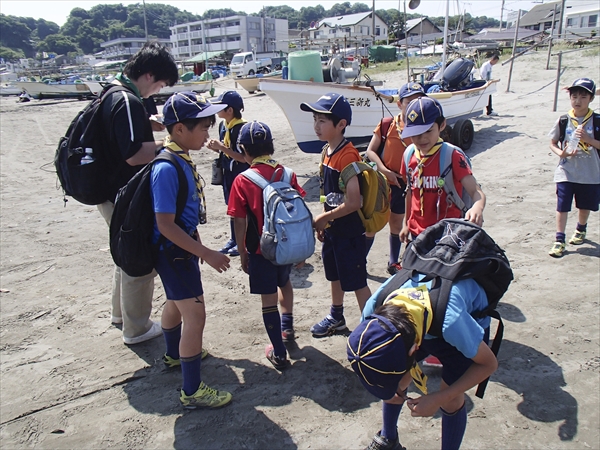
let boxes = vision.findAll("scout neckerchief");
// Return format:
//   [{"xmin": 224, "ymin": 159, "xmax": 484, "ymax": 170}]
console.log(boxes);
[
  {"xmin": 223, "ymin": 117, "xmax": 247, "ymax": 152},
  {"xmin": 394, "ymin": 114, "xmax": 409, "ymax": 149},
  {"xmin": 164, "ymin": 137, "xmax": 207, "ymax": 224},
  {"xmin": 251, "ymin": 155, "xmax": 279, "ymax": 168},
  {"xmin": 319, "ymin": 139, "xmax": 349, "ymax": 197},
  {"xmin": 568, "ymin": 108, "xmax": 594, "ymax": 154},
  {"xmin": 384, "ymin": 285, "xmax": 434, "ymax": 394},
  {"xmin": 414, "ymin": 138, "xmax": 444, "ymax": 215},
  {"xmin": 114, "ymin": 73, "xmax": 141, "ymax": 99}
]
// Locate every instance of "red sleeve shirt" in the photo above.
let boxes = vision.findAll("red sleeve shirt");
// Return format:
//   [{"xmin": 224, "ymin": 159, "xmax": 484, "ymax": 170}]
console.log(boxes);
[{"xmin": 374, "ymin": 115, "xmax": 412, "ymax": 173}]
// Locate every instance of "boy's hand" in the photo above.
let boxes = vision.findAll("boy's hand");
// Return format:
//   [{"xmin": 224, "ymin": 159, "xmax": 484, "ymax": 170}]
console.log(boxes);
[
  {"xmin": 465, "ymin": 205, "xmax": 484, "ymax": 226},
  {"xmin": 206, "ymin": 139, "xmax": 222, "ymax": 153},
  {"xmin": 399, "ymin": 225, "xmax": 411, "ymax": 244},
  {"xmin": 316, "ymin": 229, "xmax": 325, "ymax": 242},
  {"xmin": 240, "ymin": 251, "xmax": 249, "ymax": 273},
  {"xmin": 406, "ymin": 392, "xmax": 443, "ymax": 417},
  {"xmin": 313, "ymin": 213, "xmax": 330, "ymax": 233},
  {"xmin": 383, "ymin": 168, "xmax": 402, "ymax": 188},
  {"xmin": 201, "ymin": 250, "xmax": 230, "ymax": 273}
]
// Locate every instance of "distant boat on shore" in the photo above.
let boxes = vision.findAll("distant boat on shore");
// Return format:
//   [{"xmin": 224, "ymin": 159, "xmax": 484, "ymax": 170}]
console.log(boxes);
[{"xmin": 13, "ymin": 80, "xmax": 103, "ymax": 100}]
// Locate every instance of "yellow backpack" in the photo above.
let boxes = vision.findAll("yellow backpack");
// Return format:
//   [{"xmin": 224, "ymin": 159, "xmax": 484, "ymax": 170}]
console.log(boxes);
[{"xmin": 339, "ymin": 161, "xmax": 391, "ymax": 233}]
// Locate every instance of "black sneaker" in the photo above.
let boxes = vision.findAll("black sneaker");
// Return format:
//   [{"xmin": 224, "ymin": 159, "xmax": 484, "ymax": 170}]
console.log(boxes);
[{"xmin": 366, "ymin": 431, "xmax": 406, "ymax": 450}]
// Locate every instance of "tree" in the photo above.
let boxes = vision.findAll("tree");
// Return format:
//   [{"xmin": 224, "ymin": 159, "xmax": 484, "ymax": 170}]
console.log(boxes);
[
  {"xmin": 35, "ymin": 19, "xmax": 60, "ymax": 40},
  {"xmin": 38, "ymin": 34, "xmax": 79, "ymax": 54},
  {"xmin": 0, "ymin": 15, "xmax": 34, "ymax": 57},
  {"xmin": 0, "ymin": 45, "xmax": 26, "ymax": 61}
]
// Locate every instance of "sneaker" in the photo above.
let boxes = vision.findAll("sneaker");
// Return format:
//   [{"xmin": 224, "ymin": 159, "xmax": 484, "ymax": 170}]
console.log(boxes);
[
  {"xmin": 422, "ymin": 355, "xmax": 443, "ymax": 368},
  {"xmin": 310, "ymin": 315, "xmax": 348, "ymax": 337},
  {"xmin": 227, "ymin": 245, "xmax": 240, "ymax": 257},
  {"xmin": 387, "ymin": 262, "xmax": 402, "ymax": 275},
  {"xmin": 180, "ymin": 381, "xmax": 232, "ymax": 409},
  {"xmin": 111, "ymin": 316, "xmax": 123, "ymax": 324},
  {"xmin": 123, "ymin": 321, "xmax": 162, "ymax": 345},
  {"xmin": 163, "ymin": 348, "xmax": 209, "ymax": 368},
  {"xmin": 549, "ymin": 241, "xmax": 566, "ymax": 258},
  {"xmin": 569, "ymin": 230, "xmax": 586, "ymax": 245},
  {"xmin": 282, "ymin": 329, "xmax": 296, "ymax": 342},
  {"xmin": 265, "ymin": 344, "xmax": 290, "ymax": 370},
  {"xmin": 219, "ymin": 239, "xmax": 235, "ymax": 254},
  {"xmin": 487, "ymin": 111, "xmax": 498, "ymax": 116},
  {"xmin": 366, "ymin": 431, "xmax": 406, "ymax": 450}
]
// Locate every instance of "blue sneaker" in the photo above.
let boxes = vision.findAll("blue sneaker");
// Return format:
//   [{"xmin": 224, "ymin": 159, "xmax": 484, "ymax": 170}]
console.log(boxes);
[
  {"xmin": 310, "ymin": 315, "xmax": 347, "ymax": 337},
  {"xmin": 219, "ymin": 239, "xmax": 235, "ymax": 254},
  {"xmin": 227, "ymin": 245, "xmax": 240, "ymax": 257}
]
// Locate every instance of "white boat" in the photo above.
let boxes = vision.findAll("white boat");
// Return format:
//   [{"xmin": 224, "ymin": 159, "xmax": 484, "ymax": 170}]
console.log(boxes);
[
  {"xmin": 0, "ymin": 83, "xmax": 22, "ymax": 96},
  {"xmin": 259, "ymin": 77, "xmax": 498, "ymax": 153},
  {"xmin": 13, "ymin": 81, "xmax": 96, "ymax": 99},
  {"xmin": 156, "ymin": 80, "xmax": 212, "ymax": 98},
  {"xmin": 234, "ymin": 71, "xmax": 283, "ymax": 94}
]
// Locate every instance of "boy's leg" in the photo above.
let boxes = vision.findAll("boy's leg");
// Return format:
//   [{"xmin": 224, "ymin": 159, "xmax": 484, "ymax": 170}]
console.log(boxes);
[
  {"xmin": 438, "ymin": 380, "xmax": 467, "ymax": 450},
  {"xmin": 388, "ymin": 187, "xmax": 406, "ymax": 272},
  {"xmin": 279, "ymin": 280, "xmax": 295, "ymax": 341},
  {"xmin": 550, "ymin": 183, "xmax": 573, "ymax": 257},
  {"xmin": 569, "ymin": 210, "xmax": 591, "ymax": 244},
  {"xmin": 261, "ymin": 292, "xmax": 287, "ymax": 359},
  {"xmin": 365, "ymin": 232, "xmax": 376, "ymax": 258},
  {"xmin": 120, "ymin": 270, "xmax": 158, "ymax": 341},
  {"xmin": 355, "ymin": 285, "xmax": 372, "ymax": 312},
  {"xmin": 161, "ymin": 301, "xmax": 182, "ymax": 366},
  {"xmin": 97, "ymin": 201, "xmax": 123, "ymax": 324}
]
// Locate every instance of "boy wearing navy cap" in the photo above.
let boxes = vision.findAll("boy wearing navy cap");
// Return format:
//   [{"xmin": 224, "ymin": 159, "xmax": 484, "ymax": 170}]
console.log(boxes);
[
  {"xmin": 153, "ymin": 92, "xmax": 232, "ymax": 409},
  {"xmin": 347, "ymin": 278, "xmax": 498, "ymax": 450},
  {"xmin": 365, "ymin": 83, "xmax": 426, "ymax": 275},
  {"xmin": 300, "ymin": 93, "xmax": 372, "ymax": 337},
  {"xmin": 227, "ymin": 121, "xmax": 306, "ymax": 369},
  {"xmin": 207, "ymin": 91, "xmax": 249, "ymax": 256},
  {"xmin": 548, "ymin": 77, "xmax": 600, "ymax": 258}
]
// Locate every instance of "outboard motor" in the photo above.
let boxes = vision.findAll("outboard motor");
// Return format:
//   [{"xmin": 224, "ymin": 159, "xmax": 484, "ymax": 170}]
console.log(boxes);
[{"xmin": 440, "ymin": 58, "xmax": 474, "ymax": 91}]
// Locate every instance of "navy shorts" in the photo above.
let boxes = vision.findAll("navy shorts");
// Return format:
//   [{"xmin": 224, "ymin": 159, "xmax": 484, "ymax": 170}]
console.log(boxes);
[
  {"xmin": 390, "ymin": 184, "xmax": 406, "ymax": 215},
  {"xmin": 415, "ymin": 328, "xmax": 489, "ymax": 386},
  {"xmin": 322, "ymin": 231, "xmax": 368, "ymax": 292},
  {"xmin": 556, "ymin": 182, "xmax": 600, "ymax": 212},
  {"xmin": 155, "ymin": 245, "xmax": 203, "ymax": 300},
  {"xmin": 248, "ymin": 252, "xmax": 292, "ymax": 295}
]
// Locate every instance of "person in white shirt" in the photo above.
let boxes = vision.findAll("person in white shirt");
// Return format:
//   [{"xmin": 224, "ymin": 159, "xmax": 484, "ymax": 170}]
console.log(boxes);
[{"xmin": 480, "ymin": 54, "xmax": 499, "ymax": 116}]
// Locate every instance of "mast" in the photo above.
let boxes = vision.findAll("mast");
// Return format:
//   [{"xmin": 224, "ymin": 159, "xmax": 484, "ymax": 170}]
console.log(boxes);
[{"xmin": 441, "ymin": 0, "xmax": 449, "ymax": 78}]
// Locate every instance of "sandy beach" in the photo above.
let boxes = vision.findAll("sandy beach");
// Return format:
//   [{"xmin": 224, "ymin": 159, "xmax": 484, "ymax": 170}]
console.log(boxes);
[{"xmin": 1, "ymin": 49, "xmax": 599, "ymax": 449}]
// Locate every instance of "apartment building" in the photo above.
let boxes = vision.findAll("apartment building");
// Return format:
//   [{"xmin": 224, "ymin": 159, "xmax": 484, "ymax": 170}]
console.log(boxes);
[{"xmin": 100, "ymin": 37, "xmax": 172, "ymax": 61}]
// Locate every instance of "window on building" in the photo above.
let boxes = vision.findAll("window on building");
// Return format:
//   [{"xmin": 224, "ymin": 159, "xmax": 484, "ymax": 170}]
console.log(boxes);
[
  {"xmin": 588, "ymin": 14, "xmax": 597, "ymax": 27},
  {"xmin": 580, "ymin": 16, "xmax": 586, "ymax": 27},
  {"xmin": 250, "ymin": 22, "xmax": 260, "ymax": 30},
  {"xmin": 566, "ymin": 17, "xmax": 575, "ymax": 27},
  {"xmin": 376, "ymin": 26, "xmax": 381, "ymax": 36}
]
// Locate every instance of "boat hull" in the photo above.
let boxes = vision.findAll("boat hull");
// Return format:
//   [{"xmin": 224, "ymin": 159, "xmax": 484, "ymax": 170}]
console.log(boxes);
[
  {"xmin": 235, "ymin": 72, "xmax": 283, "ymax": 94},
  {"xmin": 14, "ymin": 81, "xmax": 92, "ymax": 99},
  {"xmin": 259, "ymin": 78, "xmax": 497, "ymax": 153},
  {"xmin": 157, "ymin": 81, "xmax": 212, "ymax": 97}
]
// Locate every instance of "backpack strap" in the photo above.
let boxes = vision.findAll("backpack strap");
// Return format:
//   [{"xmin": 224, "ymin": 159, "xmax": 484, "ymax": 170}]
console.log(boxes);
[
  {"xmin": 403, "ymin": 143, "xmax": 416, "ymax": 189},
  {"xmin": 241, "ymin": 167, "xmax": 269, "ymax": 190},
  {"xmin": 378, "ymin": 116, "xmax": 395, "ymax": 160},
  {"xmin": 557, "ymin": 114, "xmax": 569, "ymax": 147},
  {"xmin": 153, "ymin": 152, "xmax": 188, "ymax": 229},
  {"xmin": 439, "ymin": 143, "xmax": 468, "ymax": 214}
]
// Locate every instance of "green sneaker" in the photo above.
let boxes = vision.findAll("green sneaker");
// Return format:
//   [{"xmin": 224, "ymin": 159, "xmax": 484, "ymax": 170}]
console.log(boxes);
[
  {"xmin": 549, "ymin": 242, "xmax": 566, "ymax": 258},
  {"xmin": 180, "ymin": 381, "xmax": 232, "ymax": 409},
  {"xmin": 163, "ymin": 348, "xmax": 208, "ymax": 368},
  {"xmin": 569, "ymin": 230, "xmax": 586, "ymax": 245}
]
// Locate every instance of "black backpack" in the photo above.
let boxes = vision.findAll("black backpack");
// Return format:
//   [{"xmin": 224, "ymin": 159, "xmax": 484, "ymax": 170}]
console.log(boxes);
[
  {"xmin": 373, "ymin": 219, "xmax": 513, "ymax": 398},
  {"xmin": 558, "ymin": 113, "xmax": 600, "ymax": 153},
  {"xmin": 110, "ymin": 152, "xmax": 188, "ymax": 277},
  {"xmin": 54, "ymin": 85, "xmax": 128, "ymax": 205}
]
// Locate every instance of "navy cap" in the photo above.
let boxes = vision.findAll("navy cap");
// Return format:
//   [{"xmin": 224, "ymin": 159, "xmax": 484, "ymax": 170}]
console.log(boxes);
[
  {"xmin": 401, "ymin": 97, "xmax": 444, "ymax": 139},
  {"xmin": 300, "ymin": 92, "xmax": 352, "ymax": 126},
  {"xmin": 567, "ymin": 78, "xmax": 596, "ymax": 95},
  {"xmin": 347, "ymin": 314, "xmax": 409, "ymax": 400},
  {"xmin": 237, "ymin": 121, "xmax": 273, "ymax": 146},
  {"xmin": 212, "ymin": 90, "xmax": 244, "ymax": 111},
  {"xmin": 163, "ymin": 92, "xmax": 226, "ymax": 126},
  {"xmin": 399, "ymin": 82, "xmax": 426, "ymax": 100}
]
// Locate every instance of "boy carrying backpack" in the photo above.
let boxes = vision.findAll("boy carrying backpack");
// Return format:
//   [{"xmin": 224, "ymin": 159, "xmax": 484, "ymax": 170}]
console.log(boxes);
[
  {"xmin": 349, "ymin": 219, "xmax": 513, "ymax": 450},
  {"xmin": 227, "ymin": 121, "xmax": 311, "ymax": 370}
]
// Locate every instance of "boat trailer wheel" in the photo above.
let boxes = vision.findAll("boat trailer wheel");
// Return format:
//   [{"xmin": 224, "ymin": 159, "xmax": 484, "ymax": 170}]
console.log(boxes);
[{"xmin": 450, "ymin": 119, "xmax": 474, "ymax": 151}]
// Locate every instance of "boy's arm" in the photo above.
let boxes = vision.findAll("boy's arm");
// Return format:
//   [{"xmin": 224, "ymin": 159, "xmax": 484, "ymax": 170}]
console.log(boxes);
[
  {"xmin": 313, "ymin": 175, "xmax": 361, "ymax": 231},
  {"xmin": 207, "ymin": 139, "xmax": 247, "ymax": 163},
  {"xmin": 400, "ymin": 187, "xmax": 413, "ymax": 243},
  {"xmin": 549, "ymin": 139, "xmax": 568, "ymax": 158},
  {"xmin": 233, "ymin": 216, "xmax": 249, "ymax": 273},
  {"xmin": 126, "ymin": 140, "xmax": 164, "ymax": 166},
  {"xmin": 461, "ymin": 175, "xmax": 485, "ymax": 226},
  {"xmin": 155, "ymin": 213, "xmax": 230, "ymax": 273},
  {"xmin": 406, "ymin": 341, "xmax": 498, "ymax": 416}
]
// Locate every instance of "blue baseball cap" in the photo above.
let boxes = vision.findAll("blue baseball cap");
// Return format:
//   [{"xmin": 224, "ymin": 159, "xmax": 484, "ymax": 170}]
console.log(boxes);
[
  {"xmin": 163, "ymin": 91, "xmax": 226, "ymax": 126},
  {"xmin": 237, "ymin": 121, "xmax": 273, "ymax": 146},
  {"xmin": 300, "ymin": 92, "xmax": 352, "ymax": 126},
  {"xmin": 212, "ymin": 90, "xmax": 244, "ymax": 111},
  {"xmin": 399, "ymin": 82, "xmax": 426, "ymax": 100},
  {"xmin": 567, "ymin": 78, "xmax": 596, "ymax": 95},
  {"xmin": 347, "ymin": 314, "xmax": 409, "ymax": 400},
  {"xmin": 401, "ymin": 97, "xmax": 444, "ymax": 139}
]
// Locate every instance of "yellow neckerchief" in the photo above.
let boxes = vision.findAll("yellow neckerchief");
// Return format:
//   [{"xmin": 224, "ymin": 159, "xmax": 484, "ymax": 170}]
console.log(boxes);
[
  {"xmin": 414, "ymin": 138, "xmax": 444, "ymax": 215},
  {"xmin": 384, "ymin": 285, "xmax": 434, "ymax": 395},
  {"xmin": 164, "ymin": 137, "xmax": 207, "ymax": 220},
  {"xmin": 250, "ymin": 155, "xmax": 279, "ymax": 168},
  {"xmin": 223, "ymin": 117, "xmax": 247, "ymax": 151},
  {"xmin": 568, "ymin": 108, "xmax": 594, "ymax": 154},
  {"xmin": 394, "ymin": 114, "xmax": 409, "ymax": 148}
]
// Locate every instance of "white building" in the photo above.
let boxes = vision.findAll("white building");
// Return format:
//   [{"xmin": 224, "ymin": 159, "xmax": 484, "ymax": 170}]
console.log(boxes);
[
  {"xmin": 563, "ymin": 1, "xmax": 599, "ymax": 38},
  {"xmin": 169, "ymin": 15, "xmax": 288, "ymax": 60},
  {"xmin": 100, "ymin": 37, "xmax": 172, "ymax": 61},
  {"xmin": 308, "ymin": 11, "xmax": 388, "ymax": 47}
]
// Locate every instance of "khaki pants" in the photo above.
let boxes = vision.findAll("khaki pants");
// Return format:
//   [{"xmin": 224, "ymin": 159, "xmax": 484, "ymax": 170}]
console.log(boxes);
[{"xmin": 98, "ymin": 201, "xmax": 156, "ymax": 340}]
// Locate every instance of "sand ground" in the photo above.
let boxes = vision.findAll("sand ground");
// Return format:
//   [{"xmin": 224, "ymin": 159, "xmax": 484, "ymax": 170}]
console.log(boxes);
[{"xmin": 1, "ymin": 49, "xmax": 599, "ymax": 449}]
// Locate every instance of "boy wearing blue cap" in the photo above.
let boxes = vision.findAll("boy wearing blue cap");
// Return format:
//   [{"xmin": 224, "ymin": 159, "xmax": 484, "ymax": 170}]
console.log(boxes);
[
  {"xmin": 399, "ymin": 97, "xmax": 486, "ymax": 241},
  {"xmin": 207, "ymin": 91, "xmax": 249, "ymax": 257},
  {"xmin": 227, "ymin": 121, "xmax": 306, "ymax": 369},
  {"xmin": 300, "ymin": 93, "xmax": 372, "ymax": 337},
  {"xmin": 365, "ymin": 83, "xmax": 426, "ymax": 275},
  {"xmin": 548, "ymin": 77, "xmax": 600, "ymax": 258},
  {"xmin": 347, "ymin": 282, "xmax": 498, "ymax": 450},
  {"xmin": 153, "ymin": 92, "xmax": 232, "ymax": 409}
]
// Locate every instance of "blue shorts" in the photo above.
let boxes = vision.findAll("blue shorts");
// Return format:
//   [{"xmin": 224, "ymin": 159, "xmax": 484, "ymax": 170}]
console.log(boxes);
[
  {"xmin": 322, "ymin": 231, "xmax": 368, "ymax": 292},
  {"xmin": 415, "ymin": 328, "xmax": 489, "ymax": 386},
  {"xmin": 556, "ymin": 182, "xmax": 600, "ymax": 212},
  {"xmin": 248, "ymin": 252, "xmax": 292, "ymax": 295},
  {"xmin": 390, "ymin": 184, "xmax": 406, "ymax": 215},
  {"xmin": 155, "ymin": 245, "xmax": 203, "ymax": 300}
]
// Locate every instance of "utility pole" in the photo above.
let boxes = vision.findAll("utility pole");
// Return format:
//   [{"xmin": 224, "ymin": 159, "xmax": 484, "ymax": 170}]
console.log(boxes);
[
  {"xmin": 142, "ymin": 0, "xmax": 148, "ymax": 40},
  {"xmin": 499, "ymin": 0, "xmax": 505, "ymax": 31},
  {"xmin": 372, "ymin": 0, "xmax": 376, "ymax": 45},
  {"xmin": 558, "ymin": 0, "xmax": 566, "ymax": 39}
]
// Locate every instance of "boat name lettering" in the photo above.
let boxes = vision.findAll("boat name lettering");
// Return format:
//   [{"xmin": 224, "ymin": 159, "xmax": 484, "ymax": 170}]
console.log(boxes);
[
  {"xmin": 347, "ymin": 97, "xmax": 372, "ymax": 107},
  {"xmin": 464, "ymin": 92, "xmax": 480, "ymax": 99}
]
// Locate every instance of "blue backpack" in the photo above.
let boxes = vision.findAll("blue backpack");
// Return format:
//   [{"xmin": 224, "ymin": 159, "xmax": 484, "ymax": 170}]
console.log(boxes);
[
  {"xmin": 242, "ymin": 167, "xmax": 315, "ymax": 266},
  {"xmin": 403, "ymin": 142, "xmax": 474, "ymax": 215}
]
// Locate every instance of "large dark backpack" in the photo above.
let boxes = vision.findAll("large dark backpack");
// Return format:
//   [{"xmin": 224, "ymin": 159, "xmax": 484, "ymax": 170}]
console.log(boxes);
[
  {"xmin": 373, "ymin": 219, "xmax": 513, "ymax": 397},
  {"xmin": 55, "ymin": 84, "xmax": 128, "ymax": 205},
  {"xmin": 558, "ymin": 113, "xmax": 600, "ymax": 153},
  {"xmin": 110, "ymin": 152, "xmax": 188, "ymax": 277}
]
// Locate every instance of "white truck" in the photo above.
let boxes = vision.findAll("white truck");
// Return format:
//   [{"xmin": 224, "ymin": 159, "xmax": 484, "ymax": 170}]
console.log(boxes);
[{"xmin": 230, "ymin": 52, "xmax": 272, "ymax": 77}]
